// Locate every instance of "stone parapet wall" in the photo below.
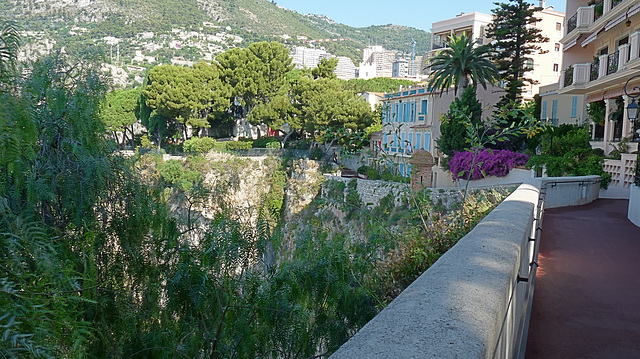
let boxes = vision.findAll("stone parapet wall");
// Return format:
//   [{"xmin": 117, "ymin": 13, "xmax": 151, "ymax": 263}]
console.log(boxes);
[{"xmin": 330, "ymin": 176, "xmax": 601, "ymax": 359}]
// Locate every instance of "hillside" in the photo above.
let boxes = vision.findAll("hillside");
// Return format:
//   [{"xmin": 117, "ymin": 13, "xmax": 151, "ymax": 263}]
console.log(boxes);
[{"xmin": 2, "ymin": 0, "xmax": 431, "ymax": 66}]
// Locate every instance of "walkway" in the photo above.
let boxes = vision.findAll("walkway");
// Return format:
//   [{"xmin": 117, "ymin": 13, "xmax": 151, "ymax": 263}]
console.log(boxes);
[{"xmin": 526, "ymin": 199, "xmax": 640, "ymax": 358}]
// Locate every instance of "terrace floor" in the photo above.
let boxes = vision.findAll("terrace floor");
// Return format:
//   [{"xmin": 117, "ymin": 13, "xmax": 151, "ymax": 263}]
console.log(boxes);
[{"xmin": 525, "ymin": 199, "xmax": 640, "ymax": 358}]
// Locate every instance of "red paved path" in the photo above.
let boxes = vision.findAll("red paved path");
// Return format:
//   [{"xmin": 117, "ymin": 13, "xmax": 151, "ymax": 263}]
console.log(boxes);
[{"xmin": 526, "ymin": 199, "xmax": 640, "ymax": 359}]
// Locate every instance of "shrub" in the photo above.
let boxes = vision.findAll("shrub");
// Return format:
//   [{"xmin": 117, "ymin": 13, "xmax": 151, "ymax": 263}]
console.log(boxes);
[
  {"xmin": 367, "ymin": 168, "xmax": 382, "ymax": 180},
  {"xmin": 309, "ymin": 147, "xmax": 324, "ymax": 160},
  {"xmin": 357, "ymin": 165, "xmax": 369, "ymax": 174},
  {"xmin": 226, "ymin": 140, "xmax": 253, "ymax": 151},
  {"xmin": 266, "ymin": 141, "xmax": 281, "ymax": 149},
  {"xmin": 450, "ymin": 149, "xmax": 529, "ymax": 180},
  {"xmin": 252, "ymin": 137, "xmax": 280, "ymax": 148},
  {"xmin": 183, "ymin": 137, "xmax": 216, "ymax": 154}
]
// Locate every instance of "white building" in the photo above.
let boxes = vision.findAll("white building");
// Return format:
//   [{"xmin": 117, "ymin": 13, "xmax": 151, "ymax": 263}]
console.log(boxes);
[
  {"xmin": 291, "ymin": 46, "xmax": 330, "ymax": 69},
  {"xmin": 359, "ymin": 46, "xmax": 397, "ymax": 78},
  {"xmin": 335, "ymin": 56, "xmax": 357, "ymax": 80}
]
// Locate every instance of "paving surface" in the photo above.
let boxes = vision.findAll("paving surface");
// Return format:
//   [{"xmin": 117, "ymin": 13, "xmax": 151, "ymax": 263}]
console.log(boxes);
[{"xmin": 526, "ymin": 199, "xmax": 640, "ymax": 359}]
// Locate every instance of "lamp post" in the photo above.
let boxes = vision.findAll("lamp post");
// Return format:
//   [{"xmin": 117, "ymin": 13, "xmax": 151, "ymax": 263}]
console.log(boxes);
[{"xmin": 625, "ymin": 76, "xmax": 640, "ymax": 186}]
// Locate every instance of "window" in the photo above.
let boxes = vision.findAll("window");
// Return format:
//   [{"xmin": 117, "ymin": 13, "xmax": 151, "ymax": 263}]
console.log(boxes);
[
  {"xmin": 553, "ymin": 63, "xmax": 559, "ymax": 72},
  {"xmin": 421, "ymin": 99, "xmax": 428, "ymax": 114},
  {"xmin": 552, "ymin": 99, "xmax": 558, "ymax": 121},
  {"xmin": 401, "ymin": 133, "xmax": 405, "ymax": 149},
  {"xmin": 556, "ymin": 22, "xmax": 562, "ymax": 31},
  {"xmin": 555, "ymin": 43, "xmax": 560, "ymax": 52},
  {"xmin": 571, "ymin": 96, "xmax": 578, "ymax": 118},
  {"xmin": 383, "ymin": 133, "xmax": 388, "ymax": 148},
  {"xmin": 416, "ymin": 133, "xmax": 422, "ymax": 149},
  {"xmin": 525, "ymin": 59, "xmax": 534, "ymax": 70},
  {"xmin": 542, "ymin": 101, "xmax": 547, "ymax": 118},
  {"xmin": 424, "ymin": 132, "xmax": 431, "ymax": 152}
]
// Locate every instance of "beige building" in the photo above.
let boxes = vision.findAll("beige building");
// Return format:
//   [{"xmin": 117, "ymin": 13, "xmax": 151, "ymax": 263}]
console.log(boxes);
[
  {"xmin": 428, "ymin": 3, "xmax": 565, "ymax": 101},
  {"xmin": 557, "ymin": 0, "xmax": 640, "ymax": 153},
  {"xmin": 539, "ymin": 82, "xmax": 588, "ymax": 125}
]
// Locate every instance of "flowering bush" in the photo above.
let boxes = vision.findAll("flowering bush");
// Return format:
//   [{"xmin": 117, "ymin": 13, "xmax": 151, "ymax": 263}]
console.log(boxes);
[{"xmin": 449, "ymin": 149, "xmax": 529, "ymax": 180}]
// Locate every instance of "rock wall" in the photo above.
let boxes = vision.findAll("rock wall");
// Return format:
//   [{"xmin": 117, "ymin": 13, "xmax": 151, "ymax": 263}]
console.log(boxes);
[{"xmin": 322, "ymin": 175, "xmax": 468, "ymax": 211}]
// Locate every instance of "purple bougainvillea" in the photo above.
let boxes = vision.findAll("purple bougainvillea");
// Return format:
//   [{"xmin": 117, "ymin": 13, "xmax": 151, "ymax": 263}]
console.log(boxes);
[{"xmin": 449, "ymin": 149, "xmax": 529, "ymax": 180}]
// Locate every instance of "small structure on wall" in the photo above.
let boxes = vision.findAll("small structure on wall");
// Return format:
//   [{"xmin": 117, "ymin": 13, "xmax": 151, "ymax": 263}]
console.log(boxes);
[{"xmin": 410, "ymin": 149, "xmax": 435, "ymax": 191}]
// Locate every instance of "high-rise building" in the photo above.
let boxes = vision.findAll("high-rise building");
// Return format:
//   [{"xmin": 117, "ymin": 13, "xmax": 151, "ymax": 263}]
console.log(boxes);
[
  {"xmin": 334, "ymin": 56, "xmax": 356, "ymax": 80},
  {"xmin": 359, "ymin": 46, "xmax": 397, "ymax": 79}
]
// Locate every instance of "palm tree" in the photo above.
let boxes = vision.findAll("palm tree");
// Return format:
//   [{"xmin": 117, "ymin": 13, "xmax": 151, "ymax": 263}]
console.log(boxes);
[
  {"xmin": 0, "ymin": 18, "xmax": 21, "ymax": 80},
  {"xmin": 428, "ymin": 33, "xmax": 499, "ymax": 98}
]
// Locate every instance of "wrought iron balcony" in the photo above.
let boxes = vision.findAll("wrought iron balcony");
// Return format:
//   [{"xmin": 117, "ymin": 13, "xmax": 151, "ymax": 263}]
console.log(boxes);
[
  {"xmin": 564, "ymin": 66, "xmax": 574, "ymax": 87},
  {"xmin": 590, "ymin": 57, "xmax": 600, "ymax": 81},
  {"xmin": 593, "ymin": 0, "xmax": 604, "ymax": 21},
  {"xmin": 607, "ymin": 51, "xmax": 619, "ymax": 75},
  {"xmin": 611, "ymin": 0, "xmax": 623, "ymax": 10},
  {"xmin": 567, "ymin": 12, "xmax": 578, "ymax": 34}
]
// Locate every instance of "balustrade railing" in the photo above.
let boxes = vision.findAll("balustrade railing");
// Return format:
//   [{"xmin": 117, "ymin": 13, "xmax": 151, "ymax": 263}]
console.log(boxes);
[
  {"xmin": 567, "ymin": 12, "xmax": 578, "ymax": 34},
  {"xmin": 564, "ymin": 66, "xmax": 574, "ymax": 87},
  {"xmin": 607, "ymin": 51, "xmax": 619, "ymax": 75},
  {"xmin": 590, "ymin": 58, "xmax": 600, "ymax": 81}
]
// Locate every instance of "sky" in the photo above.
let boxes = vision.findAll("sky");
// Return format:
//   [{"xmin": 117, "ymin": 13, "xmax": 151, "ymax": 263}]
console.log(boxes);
[{"xmin": 273, "ymin": 0, "xmax": 566, "ymax": 32}]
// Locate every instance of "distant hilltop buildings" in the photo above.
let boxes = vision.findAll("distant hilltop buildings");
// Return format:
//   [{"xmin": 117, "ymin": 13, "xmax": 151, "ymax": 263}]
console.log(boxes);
[{"xmin": 291, "ymin": 45, "xmax": 427, "ymax": 81}]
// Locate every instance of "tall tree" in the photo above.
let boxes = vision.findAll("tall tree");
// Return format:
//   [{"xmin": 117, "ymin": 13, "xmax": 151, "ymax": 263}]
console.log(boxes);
[
  {"xmin": 216, "ymin": 41, "xmax": 294, "ymax": 118},
  {"xmin": 428, "ymin": 33, "xmax": 499, "ymax": 98},
  {"xmin": 100, "ymin": 88, "xmax": 140, "ymax": 148},
  {"xmin": 487, "ymin": 0, "xmax": 548, "ymax": 105}
]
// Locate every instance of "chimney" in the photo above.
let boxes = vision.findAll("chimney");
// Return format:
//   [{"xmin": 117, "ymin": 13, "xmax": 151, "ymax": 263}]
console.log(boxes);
[{"xmin": 540, "ymin": 0, "xmax": 546, "ymax": 7}]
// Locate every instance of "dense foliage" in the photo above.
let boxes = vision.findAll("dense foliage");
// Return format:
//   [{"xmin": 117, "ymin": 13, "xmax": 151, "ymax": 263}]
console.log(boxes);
[
  {"xmin": 437, "ymin": 86, "xmax": 484, "ymax": 156},
  {"xmin": 449, "ymin": 149, "xmax": 529, "ymax": 180},
  {"xmin": 527, "ymin": 125, "xmax": 611, "ymax": 187}
]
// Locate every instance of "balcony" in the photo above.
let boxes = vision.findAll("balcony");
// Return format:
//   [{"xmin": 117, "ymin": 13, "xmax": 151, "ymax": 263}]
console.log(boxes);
[
  {"xmin": 559, "ymin": 42, "xmax": 634, "ymax": 92},
  {"xmin": 431, "ymin": 42, "xmax": 447, "ymax": 50},
  {"xmin": 564, "ymin": 5, "xmax": 595, "ymax": 36}
]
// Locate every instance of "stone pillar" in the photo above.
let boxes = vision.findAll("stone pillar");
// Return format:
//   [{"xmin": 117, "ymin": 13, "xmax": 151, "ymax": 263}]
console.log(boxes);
[
  {"xmin": 619, "ymin": 44, "xmax": 630, "ymax": 68},
  {"xmin": 603, "ymin": 0, "xmax": 612, "ymax": 16},
  {"xmin": 630, "ymin": 31, "xmax": 640, "ymax": 62},
  {"xmin": 409, "ymin": 149, "xmax": 435, "ymax": 192},
  {"xmin": 604, "ymin": 98, "xmax": 614, "ymax": 154},
  {"xmin": 599, "ymin": 54, "xmax": 609, "ymax": 78}
]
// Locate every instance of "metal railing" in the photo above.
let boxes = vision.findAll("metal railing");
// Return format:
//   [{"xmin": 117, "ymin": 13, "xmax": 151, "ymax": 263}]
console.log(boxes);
[
  {"xmin": 593, "ymin": 0, "xmax": 604, "ymax": 21},
  {"xmin": 612, "ymin": 0, "xmax": 623, "ymax": 10},
  {"xmin": 567, "ymin": 12, "xmax": 578, "ymax": 34},
  {"xmin": 607, "ymin": 51, "xmax": 619, "ymax": 75},
  {"xmin": 431, "ymin": 42, "xmax": 447, "ymax": 50},
  {"xmin": 564, "ymin": 66, "xmax": 574, "ymax": 87},
  {"xmin": 636, "ymin": 151, "xmax": 640, "ymax": 186},
  {"xmin": 590, "ymin": 57, "xmax": 600, "ymax": 81}
]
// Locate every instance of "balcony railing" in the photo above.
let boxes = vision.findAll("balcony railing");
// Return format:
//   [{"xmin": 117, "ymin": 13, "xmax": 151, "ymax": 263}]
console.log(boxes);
[
  {"xmin": 607, "ymin": 51, "xmax": 619, "ymax": 75},
  {"xmin": 611, "ymin": 0, "xmax": 623, "ymax": 10},
  {"xmin": 590, "ymin": 57, "xmax": 600, "ymax": 81},
  {"xmin": 432, "ymin": 43, "xmax": 446, "ymax": 50},
  {"xmin": 567, "ymin": 12, "xmax": 578, "ymax": 33},
  {"xmin": 594, "ymin": 0, "xmax": 604, "ymax": 21},
  {"xmin": 564, "ymin": 66, "xmax": 574, "ymax": 87}
]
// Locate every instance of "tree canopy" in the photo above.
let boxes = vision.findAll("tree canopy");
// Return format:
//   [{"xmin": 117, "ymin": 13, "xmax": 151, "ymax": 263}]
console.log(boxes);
[
  {"xmin": 428, "ymin": 33, "xmax": 499, "ymax": 98},
  {"xmin": 487, "ymin": 0, "xmax": 548, "ymax": 105}
]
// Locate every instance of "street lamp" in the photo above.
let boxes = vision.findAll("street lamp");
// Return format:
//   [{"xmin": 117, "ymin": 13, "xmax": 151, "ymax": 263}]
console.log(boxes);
[
  {"xmin": 623, "ymin": 75, "xmax": 640, "ymax": 186},
  {"xmin": 624, "ymin": 75, "xmax": 640, "ymax": 122}
]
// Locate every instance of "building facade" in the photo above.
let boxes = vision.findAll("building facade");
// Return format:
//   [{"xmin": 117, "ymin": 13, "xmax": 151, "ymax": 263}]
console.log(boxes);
[
  {"xmin": 359, "ymin": 45, "xmax": 397, "ymax": 79},
  {"xmin": 557, "ymin": 0, "xmax": 640, "ymax": 153},
  {"xmin": 427, "ymin": 3, "xmax": 564, "ymax": 101},
  {"xmin": 376, "ymin": 85, "xmax": 503, "ymax": 187}
]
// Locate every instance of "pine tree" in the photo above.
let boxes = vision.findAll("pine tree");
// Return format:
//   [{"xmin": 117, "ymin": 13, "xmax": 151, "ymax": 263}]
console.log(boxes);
[{"xmin": 487, "ymin": 0, "xmax": 548, "ymax": 106}]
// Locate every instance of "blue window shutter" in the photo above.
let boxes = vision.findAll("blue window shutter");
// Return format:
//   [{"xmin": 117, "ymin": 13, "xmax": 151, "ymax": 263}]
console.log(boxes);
[
  {"xmin": 542, "ymin": 101, "xmax": 547, "ymax": 118},
  {"xmin": 424, "ymin": 132, "xmax": 431, "ymax": 151},
  {"xmin": 383, "ymin": 133, "xmax": 388, "ymax": 147},
  {"xmin": 416, "ymin": 133, "xmax": 422, "ymax": 149},
  {"xmin": 408, "ymin": 133, "xmax": 413, "ymax": 149},
  {"xmin": 411, "ymin": 102, "xmax": 416, "ymax": 122},
  {"xmin": 407, "ymin": 164, "xmax": 412, "ymax": 176},
  {"xmin": 552, "ymin": 99, "xmax": 558, "ymax": 120},
  {"xmin": 401, "ymin": 133, "xmax": 405, "ymax": 148},
  {"xmin": 571, "ymin": 96, "xmax": 578, "ymax": 117},
  {"xmin": 422, "ymin": 99, "xmax": 428, "ymax": 114},
  {"xmin": 394, "ymin": 132, "xmax": 398, "ymax": 147}
]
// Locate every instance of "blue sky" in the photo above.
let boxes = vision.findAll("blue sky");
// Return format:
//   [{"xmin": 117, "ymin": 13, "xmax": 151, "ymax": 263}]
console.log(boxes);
[{"xmin": 274, "ymin": 0, "xmax": 566, "ymax": 31}]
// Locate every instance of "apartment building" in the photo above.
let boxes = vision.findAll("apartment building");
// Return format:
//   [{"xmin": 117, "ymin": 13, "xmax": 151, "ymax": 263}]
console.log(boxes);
[
  {"xmin": 375, "ymin": 85, "xmax": 503, "ymax": 187},
  {"xmin": 358, "ymin": 45, "xmax": 397, "ymax": 79},
  {"xmin": 428, "ymin": 3, "xmax": 564, "ymax": 101},
  {"xmin": 557, "ymin": 0, "xmax": 640, "ymax": 153},
  {"xmin": 291, "ymin": 46, "xmax": 330, "ymax": 69}
]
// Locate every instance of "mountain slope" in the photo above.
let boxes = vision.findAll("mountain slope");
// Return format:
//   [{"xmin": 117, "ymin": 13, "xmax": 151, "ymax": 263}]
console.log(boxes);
[{"xmin": 3, "ymin": 0, "xmax": 430, "ymax": 63}]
